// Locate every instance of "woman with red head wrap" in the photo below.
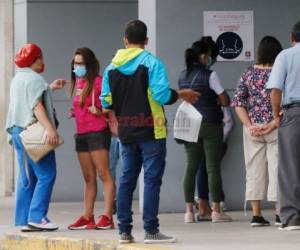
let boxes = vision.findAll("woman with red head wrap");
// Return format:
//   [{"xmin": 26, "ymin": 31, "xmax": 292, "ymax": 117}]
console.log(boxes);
[{"xmin": 6, "ymin": 43, "xmax": 66, "ymax": 232}]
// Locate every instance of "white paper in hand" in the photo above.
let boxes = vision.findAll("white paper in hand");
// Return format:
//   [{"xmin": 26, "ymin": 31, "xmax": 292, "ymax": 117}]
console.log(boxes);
[{"xmin": 173, "ymin": 101, "xmax": 202, "ymax": 142}]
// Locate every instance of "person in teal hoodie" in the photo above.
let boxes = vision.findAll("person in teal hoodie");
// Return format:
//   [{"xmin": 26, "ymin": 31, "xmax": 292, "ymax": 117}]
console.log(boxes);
[{"xmin": 100, "ymin": 20, "xmax": 200, "ymax": 244}]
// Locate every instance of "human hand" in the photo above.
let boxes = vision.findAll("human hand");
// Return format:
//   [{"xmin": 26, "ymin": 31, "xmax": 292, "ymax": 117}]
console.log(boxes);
[
  {"xmin": 272, "ymin": 116, "xmax": 282, "ymax": 128},
  {"xmin": 102, "ymin": 108, "xmax": 112, "ymax": 114},
  {"xmin": 259, "ymin": 117, "xmax": 280, "ymax": 135},
  {"xmin": 46, "ymin": 128, "xmax": 59, "ymax": 145},
  {"xmin": 178, "ymin": 89, "xmax": 201, "ymax": 103},
  {"xmin": 67, "ymin": 108, "xmax": 75, "ymax": 119},
  {"xmin": 259, "ymin": 123, "xmax": 276, "ymax": 136},
  {"xmin": 88, "ymin": 106, "xmax": 102, "ymax": 116},
  {"xmin": 50, "ymin": 79, "xmax": 68, "ymax": 91},
  {"xmin": 108, "ymin": 111, "xmax": 118, "ymax": 136},
  {"xmin": 247, "ymin": 125, "xmax": 265, "ymax": 137}
]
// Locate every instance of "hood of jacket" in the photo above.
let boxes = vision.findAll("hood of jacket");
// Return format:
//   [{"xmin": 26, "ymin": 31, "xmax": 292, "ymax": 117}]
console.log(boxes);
[{"xmin": 111, "ymin": 48, "xmax": 149, "ymax": 75}]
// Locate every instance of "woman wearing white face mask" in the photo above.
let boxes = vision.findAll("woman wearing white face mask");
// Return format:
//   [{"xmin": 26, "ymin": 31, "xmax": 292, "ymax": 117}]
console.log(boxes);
[
  {"xmin": 67, "ymin": 47, "xmax": 115, "ymax": 230},
  {"xmin": 177, "ymin": 40, "xmax": 232, "ymax": 223}
]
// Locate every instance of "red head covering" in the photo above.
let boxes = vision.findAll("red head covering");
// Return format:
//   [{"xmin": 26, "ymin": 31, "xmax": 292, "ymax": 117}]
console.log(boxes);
[{"xmin": 15, "ymin": 43, "xmax": 42, "ymax": 68}]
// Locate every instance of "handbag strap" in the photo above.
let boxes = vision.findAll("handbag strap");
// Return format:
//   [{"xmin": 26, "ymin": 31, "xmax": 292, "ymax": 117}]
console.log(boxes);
[
  {"xmin": 92, "ymin": 88, "xmax": 95, "ymax": 108},
  {"xmin": 22, "ymin": 149, "xmax": 31, "ymax": 189}
]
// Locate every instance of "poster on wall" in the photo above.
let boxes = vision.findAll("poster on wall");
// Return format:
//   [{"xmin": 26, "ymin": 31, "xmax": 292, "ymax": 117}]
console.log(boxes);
[{"xmin": 203, "ymin": 11, "xmax": 254, "ymax": 61}]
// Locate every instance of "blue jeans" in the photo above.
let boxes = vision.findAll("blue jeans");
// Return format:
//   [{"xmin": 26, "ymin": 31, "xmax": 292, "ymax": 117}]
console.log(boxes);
[
  {"xmin": 11, "ymin": 127, "xmax": 57, "ymax": 226},
  {"xmin": 117, "ymin": 139, "xmax": 166, "ymax": 234},
  {"xmin": 109, "ymin": 137, "xmax": 121, "ymax": 181}
]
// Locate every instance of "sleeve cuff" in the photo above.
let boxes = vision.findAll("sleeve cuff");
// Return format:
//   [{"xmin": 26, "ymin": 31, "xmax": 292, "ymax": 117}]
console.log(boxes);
[
  {"xmin": 164, "ymin": 89, "xmax": 178, "ymax": 105},
  {"xmin": 102, "ymin": 105, "xmax": 113, "ymax": 110}
]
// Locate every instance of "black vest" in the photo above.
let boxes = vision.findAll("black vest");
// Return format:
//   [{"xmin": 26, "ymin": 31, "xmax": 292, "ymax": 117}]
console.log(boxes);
[{"xmin": 178, "ymin": 64, "xmax": 223, "ymax": 123}]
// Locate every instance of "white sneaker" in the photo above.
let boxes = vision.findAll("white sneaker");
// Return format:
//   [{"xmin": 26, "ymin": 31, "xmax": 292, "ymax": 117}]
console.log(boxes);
[
  {"xmin": 212, "ymin": 211, "xmax": 232, "ymax": 223},
  {"xmin": 184, "ymin": 212, "xmax": 195, "ymax": 223},
  {"xmin": 28, "ymin": 218, "xmax": 59, "ymax": 231}
]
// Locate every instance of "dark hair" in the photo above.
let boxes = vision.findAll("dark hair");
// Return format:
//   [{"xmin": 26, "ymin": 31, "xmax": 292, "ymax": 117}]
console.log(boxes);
[
  {"xmin": 257, "ymin": 36, "xmax": 282, "ymax": 65},
  {"xmin": 125, "ymin": 20, "xmax": 147, "ymax": 44},
  {"xmin": 185, "ymin": 40, "xmax": 211, "ymax": 76},
  {"xmin": 199, "ymin": 36, "xmax": 219, "ymax": 60},
  {"xmin": 70, "ymin": 47, "xmax": 100, "ymax": 107},
  {"xmin": 292, "ymin": 20, "xmax": 300, "ymax": 42}
]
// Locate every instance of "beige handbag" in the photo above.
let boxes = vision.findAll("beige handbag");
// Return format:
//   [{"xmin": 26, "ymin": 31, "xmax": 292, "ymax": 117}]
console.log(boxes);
[{"xmin": 20, "ymin": 120, "xmax": 63, "ymax": 163}]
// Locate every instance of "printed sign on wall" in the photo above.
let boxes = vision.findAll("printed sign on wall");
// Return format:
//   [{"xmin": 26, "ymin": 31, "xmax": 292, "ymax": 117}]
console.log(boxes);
[{"xmin": 204, "ymin": 11, "xmax": 254, "ymax": 61}]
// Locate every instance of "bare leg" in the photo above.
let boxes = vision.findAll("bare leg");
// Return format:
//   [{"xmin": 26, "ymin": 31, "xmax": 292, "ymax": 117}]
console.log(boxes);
[
  {"xmin": 90, "ymin": 149, "xmax": 115, "ymax": 217},
  {"xmin": 212, "ymin": 202, "xmax": 221, "ymax": 213},
  {"xmin": 185, "ymin": 203, "xmax": 194, "ymax": 213},
  {"xmin": 198, "ymin": 199, "xmax": 211, "ymax": 215},
  {"xmin": 78, "ymin": 152, "xmax": 97, "ymax": 219},
  {"xmin": 251, "ymin": 200, "xmax": 262, "ymax": 216}
]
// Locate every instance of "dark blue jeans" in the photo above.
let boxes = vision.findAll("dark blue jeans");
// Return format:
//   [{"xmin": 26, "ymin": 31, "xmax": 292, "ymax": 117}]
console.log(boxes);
[
  {"xmin": 109, "ymin": 137, "xmax": 121, "ymax": 181},
  {"xmin": 117, "ymin": 139, "xmax": 166, "ymax": 234}
]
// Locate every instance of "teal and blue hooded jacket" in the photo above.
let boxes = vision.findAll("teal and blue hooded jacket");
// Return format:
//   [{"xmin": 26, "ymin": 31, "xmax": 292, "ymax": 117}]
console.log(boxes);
[{"xmin": 100, "ymin": 48, "xmax": 178, "ymax": 143}]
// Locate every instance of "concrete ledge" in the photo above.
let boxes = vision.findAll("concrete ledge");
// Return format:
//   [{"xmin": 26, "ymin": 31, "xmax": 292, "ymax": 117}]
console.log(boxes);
[
  {"xmin": 0, "ymin": 239, "xmax": 6, "ymax": 250},
  {"xmin": 1, "ymin": 233, "xmax": 172, "ymax": 250}
]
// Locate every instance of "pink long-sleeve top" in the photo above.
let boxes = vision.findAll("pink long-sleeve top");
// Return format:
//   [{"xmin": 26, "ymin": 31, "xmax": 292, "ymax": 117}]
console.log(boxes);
[{"xmin": 73, "ymin": 76, "xmax": 107, "ymax": 134}]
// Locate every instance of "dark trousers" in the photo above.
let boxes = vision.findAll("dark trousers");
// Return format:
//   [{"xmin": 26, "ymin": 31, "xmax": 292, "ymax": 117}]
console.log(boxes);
[
  {"xmin": 196, "ymin": 143, "xmax": 227, "ymax": 201},
  {"xmin": 183, "ymin": 122, "xmax": 224, "ymax": 203},
  {"xmin": 117, "ymin": 139, "xmax": 166, "ymax": 234},
  {"xmin": 278, "ymin": 108, "xmax": 300, "ymax": 224}
]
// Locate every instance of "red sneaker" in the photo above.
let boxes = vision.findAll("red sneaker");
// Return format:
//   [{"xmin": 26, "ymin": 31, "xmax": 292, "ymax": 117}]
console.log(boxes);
[
  {"xmin": 68, "ymin": 216, "xmax": 96, "ymax": 230},
  {"xmin": 96, "ymin": 215, "xmax": 114, "ymax": 229}
]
